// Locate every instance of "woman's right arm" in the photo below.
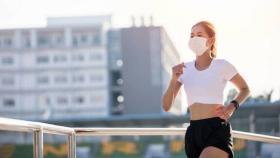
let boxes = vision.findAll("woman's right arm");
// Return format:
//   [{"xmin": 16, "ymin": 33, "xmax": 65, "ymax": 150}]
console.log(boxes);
[{"xmin": 162, "ymin": 63, "xmax": 185, "ymax": 112}]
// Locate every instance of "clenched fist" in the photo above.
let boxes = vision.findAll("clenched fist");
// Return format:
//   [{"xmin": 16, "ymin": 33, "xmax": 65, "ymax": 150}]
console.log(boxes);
[{"xmin": 172, "ymin": 62, "xmax": 186, "ymax": 81}]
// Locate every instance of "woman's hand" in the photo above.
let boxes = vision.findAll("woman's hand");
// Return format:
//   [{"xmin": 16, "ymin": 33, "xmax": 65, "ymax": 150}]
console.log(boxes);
[
  {"xmin": 162, "ymin": 63, "xmax": 185, "ymax": 112},
  {"xmin": 172, "ymin": 62, "xmax": 186, "ymax": 81},
  {"xmin": 215, "ymin": 103, "xmax": 236, "ymax": 121}
]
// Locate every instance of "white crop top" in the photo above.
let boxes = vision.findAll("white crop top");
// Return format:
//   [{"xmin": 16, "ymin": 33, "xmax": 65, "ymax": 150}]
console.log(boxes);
[{"xmin": 178, "ymin": 58, "xmax": 238, "ymax": 107}]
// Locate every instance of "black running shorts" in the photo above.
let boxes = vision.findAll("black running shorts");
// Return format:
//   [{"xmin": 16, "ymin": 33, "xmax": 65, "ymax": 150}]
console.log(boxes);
[{"xmin": 184, "ymin": 117, "xmax": 234, "ymax": 158}]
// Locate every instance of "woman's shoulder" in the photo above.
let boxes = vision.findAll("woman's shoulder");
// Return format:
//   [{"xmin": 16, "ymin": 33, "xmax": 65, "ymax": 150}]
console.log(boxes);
[
  {"xmin": 213, "ymin": 58, "xmax": 234, "ymax": 66},
  {"xmin": 213, "ymin": 58, "xmax": 237, "ymax": 74}
]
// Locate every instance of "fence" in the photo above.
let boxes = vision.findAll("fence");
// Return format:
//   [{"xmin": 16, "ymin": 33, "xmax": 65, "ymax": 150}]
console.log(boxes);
[{"xmin": 1, "ymin": 117, "xmax": 280, "ymax": 158}]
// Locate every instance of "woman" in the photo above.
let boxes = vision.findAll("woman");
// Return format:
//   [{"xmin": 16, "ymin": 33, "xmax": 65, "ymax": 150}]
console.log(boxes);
[{"xmin": 162, "ymin": 21, "xmax": 250, "ymax": 158}]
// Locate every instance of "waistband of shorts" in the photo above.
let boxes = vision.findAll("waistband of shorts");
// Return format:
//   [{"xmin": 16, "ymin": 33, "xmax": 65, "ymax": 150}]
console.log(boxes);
[{"xmin": 190, "ymin": 117, "xmax": 226, "ymax": 125}]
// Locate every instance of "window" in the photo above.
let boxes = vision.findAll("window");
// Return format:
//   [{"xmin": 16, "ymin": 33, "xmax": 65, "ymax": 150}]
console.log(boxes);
[
  {"xmin": 93, "ymin": 34, "xmax": 101, "ymax": 45},
  {"xmin": 53, "ymin": 55, "xmax": 67, "ymax": 63},
  {"xmin": 37, "ymin": 76, "xmax": 49, "ymax": 84},
  {"xmin": 36, "ymin": 56, "xmax": 49, "ymax": 64},
  {"xmin": 72, "ymin": 36, "xmax": 78, "ymax": 47},
  {"xmin": 38, "ymin": 33, "xmax": 64, "ymax": 48},
  {"xmin": 72, "ymin": 33, "xmax": 92, "ymax": 47},
  {"xmin": 81, "ymin": 35, "xmax": 88, "ymax": 43},
  {"xmin": 22, "ymin": 36, "xmax": 31, "ymax": 48},
  {"xmin": 90, "ymin": 95, "xmax": 103, "ymax": 103},
  {"xmin": 37, "ymin": 36, "xmax": 50, "ymax": 47},
  {"xmin": 4, "ymin": 38, "xmax": 12, "ymax": 47},
  {"xmin": 2, "ymin": 57, "xmax": 14, "ymax": 65},
  {"xmin": 3, "ymin": 98, "xmax": 15, "ymax": 107},
  {"xmin": 72, "ymin": 54, "xmax": 84, "ymax": 62},
  {"xmin": 57, "ymin": 96, "xmax": 68, "ymax": 105},
  {"xmin": 45, "ymin": 97, "xmax": 51, "ymax": 105},
  {"xmin": 0, "ymin": 37, "xmax": 13, "ymax": 48},
  {"xmin": 90, "ymin": 75, "xmax": 103, "ymax": 82},
  {"xmin": 53, "ymin": 35, "xmax": 64, "ymax": 46},
  {"xmin": 90, "ymin": 54, "xmax": 102, "ymax": 61},
  {"xmin": 2, "ymin": 77, "xmax": 14, "ymax": 86},
  {"xmin": 54, "ymin": 75, "xmax": 68, "ymax": 83},
  {"xmin": 72, "ymin": 96, "xmax": 85, "ymax": 104},
  {"xmin": 72, "ymin": 75, "xmax": 84, "ymax": 83}
]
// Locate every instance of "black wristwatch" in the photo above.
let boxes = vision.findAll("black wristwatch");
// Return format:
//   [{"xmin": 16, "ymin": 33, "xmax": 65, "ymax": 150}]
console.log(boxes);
[{"xmin": 230, "ymin": 100, "xmax": 240, "ymax": 110}]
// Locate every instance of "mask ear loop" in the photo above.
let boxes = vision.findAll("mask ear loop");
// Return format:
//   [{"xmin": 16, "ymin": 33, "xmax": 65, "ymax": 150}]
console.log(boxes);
[
  {"xmin": 210, "ymin": 50, "xmax": 214, "ymax": 58},
  {"xmin": 209, "ymin": 37, "xmax": 216, "ymax": 58}
]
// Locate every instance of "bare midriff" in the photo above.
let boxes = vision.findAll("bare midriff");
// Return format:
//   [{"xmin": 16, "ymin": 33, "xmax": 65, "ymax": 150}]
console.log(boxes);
[{"xmin": 188, "ymin": 102, "xmax": 223, "ymax": 120}]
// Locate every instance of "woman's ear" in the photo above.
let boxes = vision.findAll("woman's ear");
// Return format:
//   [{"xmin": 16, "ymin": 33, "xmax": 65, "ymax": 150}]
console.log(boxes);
[{"xmin": 207, "ymin": 37, "xmax": 215, "ymax": 47}]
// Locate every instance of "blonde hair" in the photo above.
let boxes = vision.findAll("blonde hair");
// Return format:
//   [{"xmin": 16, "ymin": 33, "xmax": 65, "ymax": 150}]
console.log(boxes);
[{"xmin": 192, "ymin": 21, "xmax": 217, "ymax": 58}]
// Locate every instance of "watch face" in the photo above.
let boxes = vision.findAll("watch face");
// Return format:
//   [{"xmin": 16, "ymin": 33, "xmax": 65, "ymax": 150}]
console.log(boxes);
[{"xmin": 231, "ymin": 100, "xmax": 239, "ymax": 109}]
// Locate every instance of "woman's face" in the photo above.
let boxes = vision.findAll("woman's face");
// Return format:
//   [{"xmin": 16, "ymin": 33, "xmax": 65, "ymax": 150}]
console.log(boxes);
[{"xmin": 190, "ymin": 25, "xmax": 214, "ymax": 48}]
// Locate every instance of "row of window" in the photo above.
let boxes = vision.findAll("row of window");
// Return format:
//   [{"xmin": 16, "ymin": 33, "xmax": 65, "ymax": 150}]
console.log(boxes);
[
  {"xmin": 36, "ymin": 53, "xmax": 103, "ymax": 64},
  {"xmin": 72, "ymin": 33, "xmax": 101, "ymax": 47},
  {"xmin": 0, "ymin": 74, "xmax": 105, "ymax": 86},
  {"xmin": 45, "ymin": 95, "xmax": 105, "ymax": 106},
  {"xmin": 37, "ymin": 34, "xmax": 64, "ymax": 48},
  {"xmin": 36, "ymin": 74, "xmax": 105, "ymax": 85},
  {"xmin": 0, "ymin": 53, "xmax": 104, "ymax": 66},
  {"xmin": 1, "ymin": 95, "xmax": 105, "ymax": 107},
  {"xmin": 0, "ymin": 33, "xmax": 102, "ymax": 49}
]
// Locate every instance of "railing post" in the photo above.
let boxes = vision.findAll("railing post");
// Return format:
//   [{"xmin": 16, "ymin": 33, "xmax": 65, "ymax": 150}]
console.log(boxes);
[
  {"xmin": 278, "ymin": 114, "xmax": 280, "ymax": 134},
  {"xmin": 68, "ymin": 132, "xmax": 76, "ymax": 158},
  {"xmin": 33, "ymin": 129, "xmax": 43, "ymax": 158}
]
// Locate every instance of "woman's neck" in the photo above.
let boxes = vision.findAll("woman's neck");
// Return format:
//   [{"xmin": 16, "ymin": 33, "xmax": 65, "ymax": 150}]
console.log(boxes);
[{"xmin": 195, "ymin": 52, "xmax": 213, "ymax": 70}]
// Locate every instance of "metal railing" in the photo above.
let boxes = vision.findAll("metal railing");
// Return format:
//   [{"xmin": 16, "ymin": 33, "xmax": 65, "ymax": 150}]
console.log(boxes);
[
  {"xmin": 0, "ymin": 117, "xmax": 75, "ymax": 158},
  {"xmin": 1, "ymin": 117, "xmax": 280, "ymax": 158}
]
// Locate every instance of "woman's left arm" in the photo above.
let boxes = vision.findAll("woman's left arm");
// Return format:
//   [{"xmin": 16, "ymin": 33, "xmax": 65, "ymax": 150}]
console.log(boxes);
[
  {"xmin": 229, "ymin": 73, "xmax": 251, "ymax": 105},
  {"xmin": 216, "ymin": 73, "xmax": 251, "ymax": 120}
]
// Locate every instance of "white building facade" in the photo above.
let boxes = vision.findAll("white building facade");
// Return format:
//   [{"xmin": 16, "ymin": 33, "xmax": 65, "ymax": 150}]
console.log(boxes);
[{"xmin": 0, "ymin": 16, "xmax": 111, "ymax": 121}]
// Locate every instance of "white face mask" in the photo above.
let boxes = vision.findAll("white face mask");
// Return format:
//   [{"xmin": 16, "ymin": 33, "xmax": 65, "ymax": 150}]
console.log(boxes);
[{"xmin": 188, "ymin": 36, "xmax": 209, "ymax": 56}]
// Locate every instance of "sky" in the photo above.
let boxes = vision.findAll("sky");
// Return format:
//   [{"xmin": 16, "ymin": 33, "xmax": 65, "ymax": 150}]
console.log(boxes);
[{"xmin": 0, "ymin": 0, "xmax": 280, "ymax": 100}]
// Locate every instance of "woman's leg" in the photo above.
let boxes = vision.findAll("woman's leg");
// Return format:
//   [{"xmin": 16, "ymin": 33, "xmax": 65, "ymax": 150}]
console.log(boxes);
[{"xmin": 199, "ymin": 146, "xmax": 228, "ymax": 158}]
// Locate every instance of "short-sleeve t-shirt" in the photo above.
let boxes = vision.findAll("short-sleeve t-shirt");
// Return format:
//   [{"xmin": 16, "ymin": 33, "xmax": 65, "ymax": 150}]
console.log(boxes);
[{"xmin": 178, "ymin": 58, "xmax": 238, "ymax": 107}]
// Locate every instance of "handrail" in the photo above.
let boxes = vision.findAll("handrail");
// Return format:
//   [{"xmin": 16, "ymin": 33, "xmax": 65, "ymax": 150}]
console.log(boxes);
[
  {"xmin": 34, "ymin": 122, "xmax": 74, "ymax": 135},
  {"xmin": 1, "ymin": 117, "xmax": 280, "ymax": 144},
  {"xmin": 74, "ymin": 127, "xmax": 280, "ymax": 144},
  {"xmin": 1, "ymin": 117, "xmax": 280, "ymax": 158},
  {"xmin": 74, "ymin": 127, "xmax": 186, "ymax": 136},
  {"xmin": 0, "ymin": 117, "xmax": 74, "ymax": 135},
  {"xmin": 233, "ymin": 130, "xmax": 280, "ymax": 144},
  {"xmin": 0, "ymin": 117, "xmax": 76, "ymax": 158},
  {"xmin": 0, "ymin": 117, "xmax": 41, "ymax": 132}
]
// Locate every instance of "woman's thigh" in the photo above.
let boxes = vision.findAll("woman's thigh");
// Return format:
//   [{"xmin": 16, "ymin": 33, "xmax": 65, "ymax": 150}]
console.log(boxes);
[{"xmin": 199, "ymin": 146, "xmax": 228, "ymax": 158}]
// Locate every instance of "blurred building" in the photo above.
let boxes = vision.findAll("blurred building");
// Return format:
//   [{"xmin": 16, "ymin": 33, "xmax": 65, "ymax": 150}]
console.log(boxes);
[
  {"xmin": 0, "ymin": 15, "xmax": 111, "ymax": 120},
  {"xmin": 0, "ymin": 15, "xmax": 183, "ymax": 122},
  {"xmin": 108, "ymin": 26, "xmax": 182, "ymax": 116}
]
